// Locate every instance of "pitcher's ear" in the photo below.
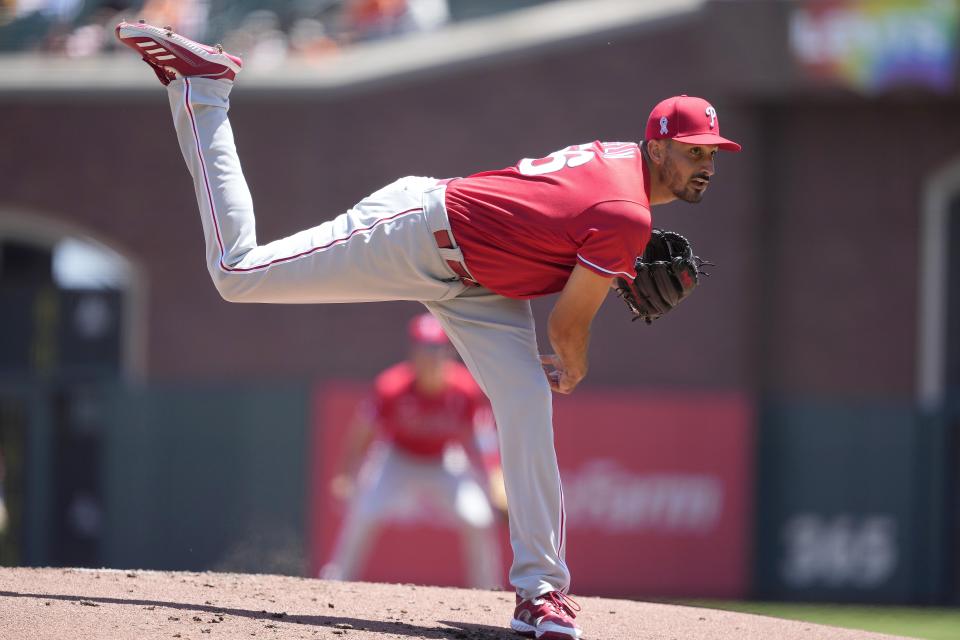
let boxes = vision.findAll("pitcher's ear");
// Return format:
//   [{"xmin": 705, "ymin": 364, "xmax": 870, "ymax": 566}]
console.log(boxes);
[{"xmin": 647, "ymin": 139, "xmax": 667, "ymax": 164}]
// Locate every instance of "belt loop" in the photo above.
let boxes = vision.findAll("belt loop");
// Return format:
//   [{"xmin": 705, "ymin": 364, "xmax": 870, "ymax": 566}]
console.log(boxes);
[{"xmin": 422, "ymin": 181, "xmax": 450, "ymax": 236}]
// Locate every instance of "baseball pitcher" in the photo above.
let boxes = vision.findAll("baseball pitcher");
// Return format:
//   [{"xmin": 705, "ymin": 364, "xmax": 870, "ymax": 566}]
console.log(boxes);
[{"xmin": 116, "ymin": 20, "xmax": 741, "ymax": 640}]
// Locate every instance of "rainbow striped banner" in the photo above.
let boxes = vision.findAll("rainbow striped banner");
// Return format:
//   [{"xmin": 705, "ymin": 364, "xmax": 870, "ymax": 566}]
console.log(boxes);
[{"xmin": 789, "ymin": 0, "xmax": 959, "ymax": 93}]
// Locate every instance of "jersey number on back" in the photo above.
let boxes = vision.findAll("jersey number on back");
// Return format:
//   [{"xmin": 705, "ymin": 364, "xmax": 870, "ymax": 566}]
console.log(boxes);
[{"xmin": 517, "ymin": 143, "xmax": 596, "ymax": 176}]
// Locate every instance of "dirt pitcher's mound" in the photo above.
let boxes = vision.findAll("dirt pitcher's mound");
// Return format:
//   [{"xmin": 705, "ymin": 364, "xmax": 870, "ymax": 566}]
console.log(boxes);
[{"xmin": 0, "ymin": 568, "xmax": 910, "ymax": 640}]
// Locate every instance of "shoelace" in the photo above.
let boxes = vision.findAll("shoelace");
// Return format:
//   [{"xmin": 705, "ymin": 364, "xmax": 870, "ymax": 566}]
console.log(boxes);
[{"xmin": 544, "ymin": 591, "xmax": 581, "ymax": 619}]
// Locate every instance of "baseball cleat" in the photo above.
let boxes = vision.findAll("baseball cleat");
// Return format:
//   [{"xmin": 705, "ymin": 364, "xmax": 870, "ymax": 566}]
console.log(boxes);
[
  {"xmin": 115, "ymin": 20, "xmax": 242, "ymax": 86},
  {"xmin": 511, "ymin": 592, "xmax": 582, "ymax": 639}
]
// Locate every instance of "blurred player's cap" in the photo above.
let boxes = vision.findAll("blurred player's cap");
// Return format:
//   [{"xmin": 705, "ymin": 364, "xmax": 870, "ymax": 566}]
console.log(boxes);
[
  {"xmin": 408, "ymin": 313, "xmax": 449, "ymax": 345},
  {"xmin": 645, "ymin": 95, "xmax": 742, "ymax": 152}
]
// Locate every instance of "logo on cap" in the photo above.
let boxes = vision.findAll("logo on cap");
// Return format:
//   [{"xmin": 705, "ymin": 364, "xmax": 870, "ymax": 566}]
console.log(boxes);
[
  {"xmin": 659, "ymin": 116, "xmax": 669, "ymax": 135},
  {"xmin": 705, "ymin": 106, "xmax": 717, "ymax": 129}
]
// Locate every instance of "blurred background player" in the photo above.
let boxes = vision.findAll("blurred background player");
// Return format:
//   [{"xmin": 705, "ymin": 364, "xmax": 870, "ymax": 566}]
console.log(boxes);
[{"xmin": 320, "ymin": 313, "xmax": 506, "ymax": 589}]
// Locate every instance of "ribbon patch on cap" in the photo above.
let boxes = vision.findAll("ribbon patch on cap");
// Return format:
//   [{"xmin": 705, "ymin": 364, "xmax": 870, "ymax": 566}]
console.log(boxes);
[{"xmin": 659, "ymin": 116, "xmax": 669, "ymax": 135}]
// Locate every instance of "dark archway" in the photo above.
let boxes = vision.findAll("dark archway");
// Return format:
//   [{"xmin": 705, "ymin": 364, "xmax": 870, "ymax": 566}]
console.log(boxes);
[{"xmin": 0, "ymin": 209, "xmax": 146, "ymax": 569}]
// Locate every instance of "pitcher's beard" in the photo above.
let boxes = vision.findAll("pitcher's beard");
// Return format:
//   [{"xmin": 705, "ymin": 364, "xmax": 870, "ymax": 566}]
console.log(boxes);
[
  {"xmin": 662, "ymin": 158, "xmax": 706, "ymax": 203},
  {"xmin": 673, "ymin": 183, "xmax": 705, "ymax": 203}
]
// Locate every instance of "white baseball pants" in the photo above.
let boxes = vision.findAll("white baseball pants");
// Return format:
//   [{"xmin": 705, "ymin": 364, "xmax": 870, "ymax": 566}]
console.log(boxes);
[
  {"xmin": 320, "ymin": 442, "xmax": 502, "ymax": 589},
  {"xmin": 167, "ymin": 77, "xmax": 570, "ymax": 598}
]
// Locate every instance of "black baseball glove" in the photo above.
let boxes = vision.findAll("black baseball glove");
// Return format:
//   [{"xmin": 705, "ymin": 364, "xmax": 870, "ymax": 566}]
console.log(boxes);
[{"xmin": 614, "ymin": 229, "xmax": 708, "ymax": 324}]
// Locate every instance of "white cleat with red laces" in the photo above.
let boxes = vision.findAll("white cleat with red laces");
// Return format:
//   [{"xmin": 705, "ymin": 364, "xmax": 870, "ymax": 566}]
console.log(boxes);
[
  {"xmin": 115, "ymin": 20, "xmax": 242, "ymax": 86},
  {"xmin": 511, "ymin": 591, "xmax": 583, "ymax": 639}
]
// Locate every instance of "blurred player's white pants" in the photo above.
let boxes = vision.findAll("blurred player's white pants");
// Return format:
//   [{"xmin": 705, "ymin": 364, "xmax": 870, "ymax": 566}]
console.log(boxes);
[
  {"xmin": 321, "ymin": 442, "xmax": 502, "ymax": 588},
  {"xmin": 167, "ymin": 78, "xmax": 569, "ymax": 598}
]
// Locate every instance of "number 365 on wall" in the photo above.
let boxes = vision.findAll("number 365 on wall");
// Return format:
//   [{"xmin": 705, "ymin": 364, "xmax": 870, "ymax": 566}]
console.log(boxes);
[{"xmin": 780, "ymin": 513, "xmax": 898, "ymax": 589}]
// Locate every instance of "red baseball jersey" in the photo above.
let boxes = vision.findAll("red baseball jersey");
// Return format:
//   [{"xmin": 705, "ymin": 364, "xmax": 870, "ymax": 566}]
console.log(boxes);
[
  {"xmin": 369, "ymin": 361, "xmax": 487, "ymax": 458},
  {"xmin": 445, "ymin": 141, "xmax": 652, "ymax": 299}
]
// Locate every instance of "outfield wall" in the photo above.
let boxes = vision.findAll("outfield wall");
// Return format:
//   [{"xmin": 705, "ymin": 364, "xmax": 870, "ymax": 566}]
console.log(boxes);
[{"xmin": 2, "ymin": 378, "xmax": 956, "ymax": 602}]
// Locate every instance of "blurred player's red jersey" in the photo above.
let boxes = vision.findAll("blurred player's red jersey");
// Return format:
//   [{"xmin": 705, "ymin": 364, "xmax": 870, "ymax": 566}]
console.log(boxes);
[
  {"xmin": 372, "ymin": 361, "xmax": 486, "ymax": 458},
  {"xmin": 445, "ymin": 141, "xmax": 652, "ymax": 299}
]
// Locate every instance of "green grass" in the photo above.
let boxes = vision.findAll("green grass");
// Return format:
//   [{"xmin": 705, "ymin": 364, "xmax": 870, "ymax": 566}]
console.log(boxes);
[{"xmin": 683, "ymin": 601, "xmax": 960, "ymax": 640}]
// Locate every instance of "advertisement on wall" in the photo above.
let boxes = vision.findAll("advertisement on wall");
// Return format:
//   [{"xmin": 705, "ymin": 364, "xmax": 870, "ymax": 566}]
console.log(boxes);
[
  {"xmin": 308, "ymin": 384, "xmax": 754, "ymax": 598},
  {"xmin": 789, "ymin": 0, "xmax": 959, "ymax": 93},
  {"xmin": 753, "ymin": 402, "xmax": 941, "ymax": 603}
]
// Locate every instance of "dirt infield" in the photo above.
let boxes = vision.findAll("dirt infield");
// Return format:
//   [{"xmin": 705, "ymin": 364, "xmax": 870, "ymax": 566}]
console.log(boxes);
[{"xmin": 0, "ymin": 568, "xmax": 912, "ymax": 640}]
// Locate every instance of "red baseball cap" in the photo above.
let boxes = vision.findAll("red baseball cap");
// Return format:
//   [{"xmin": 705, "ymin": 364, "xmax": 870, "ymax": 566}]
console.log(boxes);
[
  {"xmin": 408, "ymin": 313, "xmax": 449, "ymax": 345},
  {"xmin": 645, "ymin": 95, "xmax": 742, "ymax": 152}
]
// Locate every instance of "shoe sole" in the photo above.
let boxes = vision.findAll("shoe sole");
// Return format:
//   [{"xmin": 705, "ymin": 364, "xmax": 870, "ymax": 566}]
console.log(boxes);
[
  {"xmin": 536, "ymin": 620, "xmax": 582, "ymax": 639},
  {"xmin": 117, "ymin": 23, "xmax": 241, "ymax": 75},
  {"xmin": 511, "ymin": 618, "xmax": 536, "ymax": 638}
]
